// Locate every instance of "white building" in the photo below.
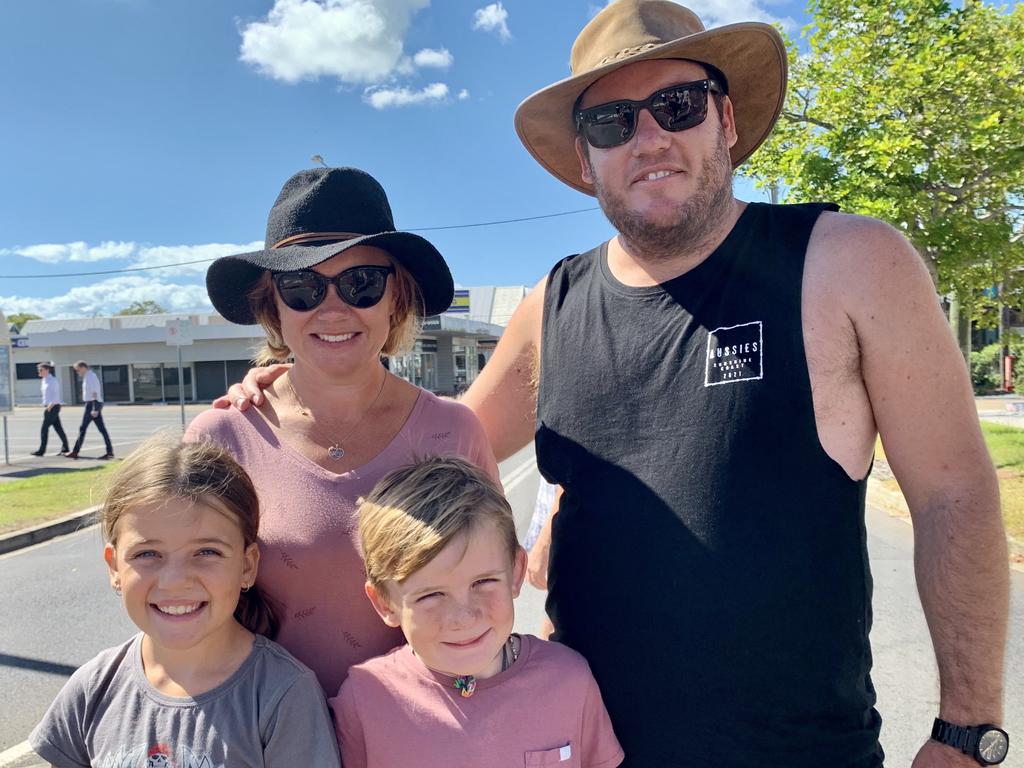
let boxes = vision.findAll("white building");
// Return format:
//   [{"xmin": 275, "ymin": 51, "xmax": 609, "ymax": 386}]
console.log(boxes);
[{"xmin": 9, "ymin": 284, "xmax": 526, "ymax": 406}]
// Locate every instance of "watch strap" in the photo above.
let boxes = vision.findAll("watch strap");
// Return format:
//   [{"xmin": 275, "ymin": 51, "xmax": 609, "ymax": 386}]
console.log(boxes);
[{"xmin": 932, "ymin": 718, "xmax": 975, "ymax": 754}]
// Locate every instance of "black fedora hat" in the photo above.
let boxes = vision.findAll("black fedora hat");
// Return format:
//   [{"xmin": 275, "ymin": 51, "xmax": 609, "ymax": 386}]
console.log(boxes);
[{"xmin": 207, "ymin": 167, "xmax": 454, "ymax": 324}]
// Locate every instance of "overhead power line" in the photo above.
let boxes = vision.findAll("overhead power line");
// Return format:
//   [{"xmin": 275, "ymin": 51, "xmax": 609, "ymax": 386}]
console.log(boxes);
[{"xmin": 0, "ymin": 206, "xmax": 601, "ymax": 280}]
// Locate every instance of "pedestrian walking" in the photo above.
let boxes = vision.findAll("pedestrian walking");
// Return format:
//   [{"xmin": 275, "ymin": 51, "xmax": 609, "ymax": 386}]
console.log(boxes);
[
  {"xmin": 66, "ymin": 360, "xmax": 114, "ymax": 460},
  {"xmin": 30, "ymin": 363, "xmax": 70, "ymax": 456}
]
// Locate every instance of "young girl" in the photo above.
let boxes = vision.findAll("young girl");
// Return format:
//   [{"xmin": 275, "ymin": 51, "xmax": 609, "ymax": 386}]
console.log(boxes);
[
  {"xmin": 30, "ymin": 433, "xmax": 341, "ymax": 768},
  {"xmin": 331, "ymin": 456, "xmax": 623, "ymax": 768}
]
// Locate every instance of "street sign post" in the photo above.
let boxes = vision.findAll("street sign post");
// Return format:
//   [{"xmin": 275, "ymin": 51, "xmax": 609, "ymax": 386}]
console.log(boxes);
[
  {"xmin": 0, "ymin": 311, "xmax": 14, "ymax": 464},
  {"xmin": 165, "ymin": 320, "xmax": 194, "ymax": 428}
]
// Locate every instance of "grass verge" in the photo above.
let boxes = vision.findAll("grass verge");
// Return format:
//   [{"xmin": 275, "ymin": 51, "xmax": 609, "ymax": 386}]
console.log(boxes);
[{"xmin": 0, "ymin": 464, "xmax": 120, "ymax": 535}]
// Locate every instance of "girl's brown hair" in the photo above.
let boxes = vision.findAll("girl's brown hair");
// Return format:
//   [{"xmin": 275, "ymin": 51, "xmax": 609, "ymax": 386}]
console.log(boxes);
[
  {"xmin": 101, "ymin": 432, "xmax": 278, "ymax": 638},
  {"xmin": 247, "ymin": 255, "xmax": 423, "ymax": 366}
]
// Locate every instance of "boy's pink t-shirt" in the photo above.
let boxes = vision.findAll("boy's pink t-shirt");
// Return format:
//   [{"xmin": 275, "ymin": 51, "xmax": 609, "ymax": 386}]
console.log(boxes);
[
  {"xmin": 184, "ymin": 389, "xmax": 499, "ymax": 695},
  {"xmin": 330, "ymin": 634, "xmax": 624, "ymax": 768}
]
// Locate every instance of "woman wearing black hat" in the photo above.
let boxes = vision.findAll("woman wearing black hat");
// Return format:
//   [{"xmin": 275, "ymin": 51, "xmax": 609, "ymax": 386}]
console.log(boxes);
[{"xmin": 185, "ymin": 167, "xmax": 499, "ymax": 696}]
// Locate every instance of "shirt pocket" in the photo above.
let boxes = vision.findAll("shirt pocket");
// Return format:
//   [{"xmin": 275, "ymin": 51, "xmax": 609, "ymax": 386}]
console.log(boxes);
[{"xmin": 524, "ymin": 742, "xmax": 578, "ymax": 766}]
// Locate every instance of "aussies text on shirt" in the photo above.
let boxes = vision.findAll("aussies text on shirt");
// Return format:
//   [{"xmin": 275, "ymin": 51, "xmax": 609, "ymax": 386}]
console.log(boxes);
[{"xmin": 704, "ymin": 321, "xmax": 763, "ymax": 387}]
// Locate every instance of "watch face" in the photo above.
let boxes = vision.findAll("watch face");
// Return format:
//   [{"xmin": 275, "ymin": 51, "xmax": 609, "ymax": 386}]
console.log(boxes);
[{"xmin": 978, "ymin": 729, "xmax": 1009, "ymax": 764}]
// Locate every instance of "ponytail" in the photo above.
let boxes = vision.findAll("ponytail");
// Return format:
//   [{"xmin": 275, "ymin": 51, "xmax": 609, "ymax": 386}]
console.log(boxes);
[{"xmin": 235, "ymin": 584, "xmax": 280, "ymax": 639}]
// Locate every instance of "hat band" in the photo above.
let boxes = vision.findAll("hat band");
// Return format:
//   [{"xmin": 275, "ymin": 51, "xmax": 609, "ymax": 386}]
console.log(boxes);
[
  {"xmin": 596, "ymin": 42, "xmax": 660, "ymax": 67},
  {"xmin": 272, "ymin": 231, "xmax": 364, "ymax": 249}
]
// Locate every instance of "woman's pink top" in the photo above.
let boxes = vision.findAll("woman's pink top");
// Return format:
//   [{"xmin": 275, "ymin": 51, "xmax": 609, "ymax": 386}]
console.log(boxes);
[{"xmin": 184, "ymin": 389, "xmax": 499, "ymax": 694}]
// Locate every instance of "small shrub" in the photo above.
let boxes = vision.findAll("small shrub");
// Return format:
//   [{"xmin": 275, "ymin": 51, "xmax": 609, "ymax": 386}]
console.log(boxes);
[{"xmin": 971, "ymin": 343, "xmax": 1002, "ymax": 391}]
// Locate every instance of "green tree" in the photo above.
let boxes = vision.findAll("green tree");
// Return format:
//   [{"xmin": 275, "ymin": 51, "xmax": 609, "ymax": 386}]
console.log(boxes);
[
  {"xmin": 744, "ymin": 0, "xmax": 1024, "ymax": 350},
  {"xmin": 7, "ymin": 312, "xmax": 42, "ymax": 332},
  {"xmin": 116, "ymin": 300, "xmax": 167, "ymax": 315}
]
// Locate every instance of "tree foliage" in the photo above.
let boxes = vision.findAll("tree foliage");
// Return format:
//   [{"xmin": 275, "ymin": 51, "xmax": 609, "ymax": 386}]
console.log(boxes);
[
  {"xmin": 116, "ymin": 300, "xmax": 167, "ymax": 316},
  {"xmin": 743, "ymin": 0, "xmax": 1024, "ymax": 323},
  {"xmin": 7, "ymin": 312, "xmax": 42, "ymax": 332}
]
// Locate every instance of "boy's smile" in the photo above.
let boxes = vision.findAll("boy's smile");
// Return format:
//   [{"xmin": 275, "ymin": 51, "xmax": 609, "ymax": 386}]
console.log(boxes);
[{"xmin": 367, "ymin": 520, "xmax": 526, "ymax": 681}]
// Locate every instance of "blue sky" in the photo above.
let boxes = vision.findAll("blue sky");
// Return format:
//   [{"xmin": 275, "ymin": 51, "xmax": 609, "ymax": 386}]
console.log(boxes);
[{"xmin": 0, "ymin": 0, "xmax": 805, "ymax": 320}]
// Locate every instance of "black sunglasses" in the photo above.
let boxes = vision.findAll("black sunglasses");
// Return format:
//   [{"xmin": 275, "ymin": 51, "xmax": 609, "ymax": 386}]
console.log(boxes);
[
  {"xmin": 574, "ymin": 79, "xmax": 723, "ymax": 149},
  {"xmin": 273, "ymin": 265, "xmax": 396, "ymax": 312}
]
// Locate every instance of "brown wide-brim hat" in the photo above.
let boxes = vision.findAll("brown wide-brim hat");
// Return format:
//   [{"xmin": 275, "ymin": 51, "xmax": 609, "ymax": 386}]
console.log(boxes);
[
  {"xmin": 207, "ymin": 167, "xmax": 454, "ymax": 324},
  {"xmin": 514, "ymin": 0, "xmax": 787, "ymax": 196}
]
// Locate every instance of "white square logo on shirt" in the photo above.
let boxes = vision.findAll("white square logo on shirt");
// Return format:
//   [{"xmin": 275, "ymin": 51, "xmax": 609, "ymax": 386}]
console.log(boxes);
[{"xmin": 704, "ymin": 321, "xmax": 763, "ymax": 387}]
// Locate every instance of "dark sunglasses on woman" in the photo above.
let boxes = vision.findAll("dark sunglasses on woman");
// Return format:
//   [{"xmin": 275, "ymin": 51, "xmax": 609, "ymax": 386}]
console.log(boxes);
[
  {"xmin": 273, "ymin": 265, "xmax": 396, "ymax": 312},
  {"xmin": 574, "ymin": 79, "xmax": 723, "ymax": 149}
]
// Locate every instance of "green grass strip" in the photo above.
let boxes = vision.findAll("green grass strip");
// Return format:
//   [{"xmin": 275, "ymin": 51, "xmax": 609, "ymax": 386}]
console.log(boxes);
[{"xmin": 0, "ymin": 463, "xmax": 120, "ymax": 534}]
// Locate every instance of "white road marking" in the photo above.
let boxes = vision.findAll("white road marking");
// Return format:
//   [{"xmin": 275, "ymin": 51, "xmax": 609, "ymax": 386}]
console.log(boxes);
[
  {"xmin": 0, "ymin": 739, "xmax": 34, "ymax": 768},
  {"xmin": 500, "ymin": 455, "xmax": 537, "ymax": 494}
]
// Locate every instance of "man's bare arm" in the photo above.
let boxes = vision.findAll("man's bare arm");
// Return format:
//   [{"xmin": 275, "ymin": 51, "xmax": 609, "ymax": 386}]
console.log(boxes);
[
  {"xmin": 826, "ymin": 215, "xmax": 1008, "ymax": 763},
  {"xmin": 461, "ymin": 278, "xmax": 546, "ymax": 462}
]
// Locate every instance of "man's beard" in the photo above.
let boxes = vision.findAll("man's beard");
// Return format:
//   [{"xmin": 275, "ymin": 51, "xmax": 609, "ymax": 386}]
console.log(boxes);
[{"xmin": 592, "ymin": 129, "xmax": 734, "ymax": 263}]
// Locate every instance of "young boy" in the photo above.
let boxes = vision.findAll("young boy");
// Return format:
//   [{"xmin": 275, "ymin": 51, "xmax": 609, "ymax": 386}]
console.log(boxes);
[{"xmin": 330, "ymin": 456, "xmax": 623, "ymax": 768}]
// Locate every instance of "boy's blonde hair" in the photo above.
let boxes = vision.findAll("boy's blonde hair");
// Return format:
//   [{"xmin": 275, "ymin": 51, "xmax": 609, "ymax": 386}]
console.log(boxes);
[
  {"xmin": 359, "ymin": 456, "xmax": 519, "ymax": 598},
  {"xmin": 101, "ymin": 431, "xmax": 278, "ymax": 637}
]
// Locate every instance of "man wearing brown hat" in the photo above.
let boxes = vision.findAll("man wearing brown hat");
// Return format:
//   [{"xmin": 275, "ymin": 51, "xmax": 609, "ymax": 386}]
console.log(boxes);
[
  {"xmin": 224, "ymin": 2, "xmax": 1008, "ymax": 765},
  {"xmin": 467, "ymin": 1, "xmax": 1009, "ymax": 766}
]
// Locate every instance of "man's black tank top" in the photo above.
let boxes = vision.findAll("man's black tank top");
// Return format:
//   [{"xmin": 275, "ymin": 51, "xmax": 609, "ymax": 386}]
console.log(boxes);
[{"xmin": 537, "ymin": 203, "xmax": 882, "ymax": 767}]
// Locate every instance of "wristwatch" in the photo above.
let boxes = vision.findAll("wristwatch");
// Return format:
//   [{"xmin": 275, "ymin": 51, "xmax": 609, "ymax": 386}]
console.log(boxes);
[{"xmin": 932, "ymin": 718, "xmax": 1009, "ymax": 765}]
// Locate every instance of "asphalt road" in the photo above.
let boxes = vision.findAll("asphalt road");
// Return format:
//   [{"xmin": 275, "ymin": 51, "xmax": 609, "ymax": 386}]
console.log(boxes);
[
  {"xmin": 1, "ymin": 410, "xmax": 1021, "ymax": 766},
  {"xmin": 0, "ymin": 404, "xmax": 210, "ymax": 479}
]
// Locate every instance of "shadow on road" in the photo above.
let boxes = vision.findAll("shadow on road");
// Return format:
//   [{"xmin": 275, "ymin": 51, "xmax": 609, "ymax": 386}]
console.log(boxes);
[{"xmin": 0, "ymin": 653, "xmax": 76, "ymax": 678}]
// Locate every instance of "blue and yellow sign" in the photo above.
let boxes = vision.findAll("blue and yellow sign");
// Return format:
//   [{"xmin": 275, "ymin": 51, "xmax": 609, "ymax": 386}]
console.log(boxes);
[{"xmin": 447, "ymin": 290, "xmax": 470, "ymax": 314}]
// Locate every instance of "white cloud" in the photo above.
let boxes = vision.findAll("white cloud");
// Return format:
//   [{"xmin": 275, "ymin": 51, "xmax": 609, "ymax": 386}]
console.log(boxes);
[
  {"xmin": 0, "ymin": 276, "xmax": 213, "ymax": 319},
  {"xmin": 3, "ymin": 241, "xmax": 138, "ymax": 264},
  {"xmin": 363, "ymin": 82, "xmax": 450, "ymax": 108},
  {"xmin": 473, "ymin": 2, "xmax": 511, "ymax": 42},
  {"xmin": 457, "ymin": 88, "xmax": 470, "ymax": 100},
  {"xmin": 412, "ymin": 47, "xmax": 453, "ymax": 69},
  {"xmin": 0, "ymin": 240, "xmax": 262, "ymax": 275},
  {"xmin": 134, "ymin": 241, "xmax": 264, "ymax": 276},
  {"xmin": 239, "ymin": 0, "xmax": 431, "ymax": 85}
]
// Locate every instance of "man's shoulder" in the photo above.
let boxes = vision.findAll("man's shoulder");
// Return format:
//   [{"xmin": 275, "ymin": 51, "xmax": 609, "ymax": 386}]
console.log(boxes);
[
  {"xmin": 808, "ymin": 211, "xmax": 921, "ymax": 279},
  {"xmin": 805, "ymin": 210, "xmax": 931, "ymax": 323}
]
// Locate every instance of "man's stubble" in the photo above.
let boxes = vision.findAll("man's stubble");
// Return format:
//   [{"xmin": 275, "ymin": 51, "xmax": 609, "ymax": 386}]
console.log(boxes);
[{"xmin": 592, "ymin": 128, "xmax": 735, "ymax": 264}]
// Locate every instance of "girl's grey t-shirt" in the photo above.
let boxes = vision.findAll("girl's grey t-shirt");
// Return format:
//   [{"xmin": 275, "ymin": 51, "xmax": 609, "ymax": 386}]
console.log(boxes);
[{"xmin": 30, "ymin": 633, "xmax": 341, "ymax": 768}]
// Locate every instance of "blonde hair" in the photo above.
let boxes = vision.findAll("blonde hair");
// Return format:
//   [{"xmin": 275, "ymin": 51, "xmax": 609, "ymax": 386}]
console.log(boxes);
[
  {"xmin": 101, "ymin": 431, "xmax": 278, "ymax": 637},
  {"xmin": 359, "ymin": 456, "xmax": 519, "ymax": 597},
  {"xmin": 248, "ymin": 257, "xmax": 422, "ymax": 366}
]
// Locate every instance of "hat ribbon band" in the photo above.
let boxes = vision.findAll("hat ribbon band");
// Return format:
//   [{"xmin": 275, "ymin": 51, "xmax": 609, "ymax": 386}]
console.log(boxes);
[{"xmin": 272, "ymin": 231, "xmax": 364, "ymax": 249}]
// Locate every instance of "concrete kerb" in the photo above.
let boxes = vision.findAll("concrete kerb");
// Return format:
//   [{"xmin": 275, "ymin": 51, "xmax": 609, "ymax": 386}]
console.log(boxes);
[{"xmin": 0, "ymin": 506, "xmax": 100, "ymax": 556}]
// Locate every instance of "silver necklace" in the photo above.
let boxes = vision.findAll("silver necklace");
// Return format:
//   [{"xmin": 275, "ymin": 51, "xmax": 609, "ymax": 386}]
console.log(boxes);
[{"xmin": 285, "ymin": 369, "xmax": 387, "ymax": 461}]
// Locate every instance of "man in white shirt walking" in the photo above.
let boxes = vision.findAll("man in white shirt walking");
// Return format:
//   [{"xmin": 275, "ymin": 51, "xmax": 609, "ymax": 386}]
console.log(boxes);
[
  {"xmin": 66, "ymin": 361, "xmax": 114, "ymax": 460},
  {"xmin": 31, "ymin": 363, "xmax": 70, "ymax": 457}
]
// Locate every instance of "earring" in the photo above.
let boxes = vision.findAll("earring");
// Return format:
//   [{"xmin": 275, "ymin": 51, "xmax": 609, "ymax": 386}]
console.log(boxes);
[
  {"xmin": 112, "ymin": 583, "xmax": 122, "ymax": 595},
  {"xmin": 241, "ymin": 583, "xmax": 250, "ymax": 593}
]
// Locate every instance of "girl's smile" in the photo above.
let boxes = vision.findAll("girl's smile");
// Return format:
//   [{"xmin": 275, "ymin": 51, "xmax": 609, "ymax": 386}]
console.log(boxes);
[{"xmin": 105, "ymin": 498, "xmax": 259, "ymax": 686}]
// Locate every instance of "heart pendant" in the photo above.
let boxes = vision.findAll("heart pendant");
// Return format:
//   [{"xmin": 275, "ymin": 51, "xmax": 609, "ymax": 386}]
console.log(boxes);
[{"xmin": 328, "ymin": 445, "xmax": 345, "ymax": 461}]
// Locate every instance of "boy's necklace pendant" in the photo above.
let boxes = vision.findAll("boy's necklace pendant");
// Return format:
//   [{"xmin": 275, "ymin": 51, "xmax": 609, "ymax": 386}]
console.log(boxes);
[
  {"xmin": 450, "ymin": 637, "xmax": 519, "ymax": 698},
  {"xmin": 454, "ymin": 675, "xmax": 476, "ymax": 697}
]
